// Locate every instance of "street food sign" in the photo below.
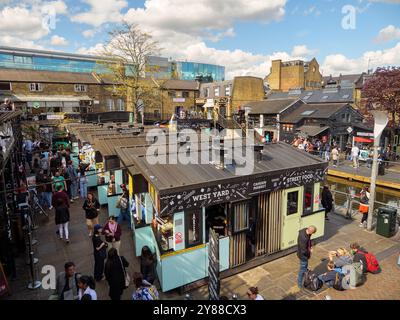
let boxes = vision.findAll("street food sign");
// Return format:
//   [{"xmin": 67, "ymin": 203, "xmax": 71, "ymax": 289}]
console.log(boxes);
[{"xmin": 159, "ymin": 166, "xmax": 327, "ymax": 216}]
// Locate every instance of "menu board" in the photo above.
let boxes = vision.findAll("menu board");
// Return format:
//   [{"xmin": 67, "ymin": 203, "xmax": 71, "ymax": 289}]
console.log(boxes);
[{"xmin": 0, "ymin": 262, "xmax": 10, "ymax": 297}]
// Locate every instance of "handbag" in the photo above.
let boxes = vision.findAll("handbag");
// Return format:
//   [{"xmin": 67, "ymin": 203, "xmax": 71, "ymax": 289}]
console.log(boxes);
[
  {"xmin": 119, "ymin": 256, "xmax": 130, "ymax": 288},
  {"xmin": 116, "ymin": 196, "xmax": 121, "ymax": 209}
]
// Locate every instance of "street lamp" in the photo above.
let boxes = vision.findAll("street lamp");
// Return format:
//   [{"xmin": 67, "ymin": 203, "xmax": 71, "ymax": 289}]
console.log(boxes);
[{"xmin": 367, "ymin": 110, "xmax": 388, "ymax": 231}]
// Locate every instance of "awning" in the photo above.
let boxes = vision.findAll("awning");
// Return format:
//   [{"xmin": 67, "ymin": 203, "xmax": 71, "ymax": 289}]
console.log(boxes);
[
  {"xmin": 296, "ymin": 125, "xmax": 329, "ymax": 137},
  {"xmin": 202, "ymin": 101, "xmax": 214, "ymax": 109},
  {"xmin": 354, "ymin": 137, "xmax": 373, "ymax": 143},
  {"xmin": 12, "ymin": 95, "xmax": 92, "ymax": 102}
]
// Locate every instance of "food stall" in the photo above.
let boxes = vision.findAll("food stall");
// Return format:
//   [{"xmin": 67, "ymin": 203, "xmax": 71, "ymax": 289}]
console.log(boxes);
[{"xmin": 116, "ymin": 139, "xmax": 328, "ymax": 292}]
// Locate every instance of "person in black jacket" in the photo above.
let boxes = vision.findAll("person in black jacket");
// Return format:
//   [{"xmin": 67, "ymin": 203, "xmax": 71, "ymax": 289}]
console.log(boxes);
[
  {"xmin": 55, "ymin": 197, "xmax": 70, "ymax": 243},
  {"xmin": 105, "ymin": 248, "xmax": 129, "ymax": 300},
  {"xmin": 83, "ymin": 193, "xmax": 100, "ymax": 237},
  {"xmin": 321, "ymin": 185, "xmax": 333, "ymax": 220},
  {"xmin": 297, "ymin": 226, "xmax": 317, "ymax": 288},
  {"xmin": 92, "ymin": 224, "xmax": 108, "ymax": 281},
  {"xmin": 140, "ymin": 246, "xmax": 156, "ymax": 284}
]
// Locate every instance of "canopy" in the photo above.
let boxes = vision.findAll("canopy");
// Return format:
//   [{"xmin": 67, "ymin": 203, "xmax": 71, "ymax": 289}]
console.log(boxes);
[{"xmin": 354, "ymin": 137, "xmax": 373, "ymax": 143}]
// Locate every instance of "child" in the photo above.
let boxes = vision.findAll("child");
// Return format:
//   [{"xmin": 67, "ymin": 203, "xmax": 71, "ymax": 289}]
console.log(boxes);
[{"xmin": 318, "ymin": 261, "xmax": 340, "ymax": 287}]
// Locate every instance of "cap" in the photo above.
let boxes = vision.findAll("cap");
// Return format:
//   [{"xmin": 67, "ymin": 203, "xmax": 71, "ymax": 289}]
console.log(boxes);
[{"xmin": 94, "ymin": 224, "xmax": 102, "ymax": 231}]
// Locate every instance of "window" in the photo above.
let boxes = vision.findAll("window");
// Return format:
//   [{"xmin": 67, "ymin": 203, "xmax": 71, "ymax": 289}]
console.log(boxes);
[
  {"xmin": 214, "ymin": 87, "xmax": 220, "ymax": 97},
  {"xmin": 341, "ymin": 113, "xmax": 346, "ymax": 121},
  {"xmin": 107, "ymin": 99, "xmax": 114, "ymax": 111},
  {"xmin": 301, "ymin": 110, "xmax": 315, "ymax": 116},
  {"xmin": 185, "ymin": 209, "xmax": 203, "ymax": 247},
  {"xmin": 346, "ymin": 113, "xmax": 351, "ymax": 122},
  {"xmin": 303, "ymin": 185, "xmax": 314, "ymax": 216},
  {"xmin": 225, "ymin": 86, "xmax": 231, "ymax": 96},
  {"xmin": 168, "ymin": 91, "xmax": 176, "ymax": 98},
  {"xmin": 182, "ymin": 91, "xmax": 189, "ymax": 98},
  {"xmin": 204, "ymin": 87, "xmax": 210, "ymax": 97},
  {"xmin": 0, "ymin": 82, "xmax": 11, "ymax": 91},
  {"xmin": 13, "ymin": 55, "xmax": 32, "ymax": 64},
  {"xmin": 117, "ymin": 99, "xmax": 124, "ymax": 111},
  {"xmin": 29, "ymin": 83, "xmax": 43, "ymax": 92},
  {"xmin": 74, "ymin": 84, "xmax": 87, "ymax": 92},
  {"xmin": 287, "ymin": 191, "xmax": 299, "ymax": 215},
  {"xmin": 154, "ymin": 109, "xmax": 160, "ymax": 118},
  {"xmin": 322, "ymin": 95, "xmax": 328, "ymax": 100},
  {"xmin": 232, "ymin": 202, "xmax": 250, "ymax": 233}
]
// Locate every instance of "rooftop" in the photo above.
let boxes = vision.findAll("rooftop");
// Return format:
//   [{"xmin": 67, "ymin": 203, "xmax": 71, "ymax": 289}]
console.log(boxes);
[
  {"xmin": 243, "ymin": 98, "xmax": 299, "ymax": 115},
  {"xmin": 281, "ymin": 103, "xmax": 350, "ymax": 123}
]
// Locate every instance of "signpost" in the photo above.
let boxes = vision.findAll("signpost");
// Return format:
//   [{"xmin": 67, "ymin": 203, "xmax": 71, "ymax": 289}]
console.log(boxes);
[
  {"xmin": 208, "ymin": 228, "xmax": 220, "ymax": 300},
  {"xmin": 367, "ymin": 111, "xmax": 388, "ymax": 231}
]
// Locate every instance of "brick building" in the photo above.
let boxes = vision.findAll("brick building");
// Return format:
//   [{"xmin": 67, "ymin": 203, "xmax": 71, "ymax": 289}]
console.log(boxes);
[{"xmin": 265, "ymin": 58, "xmax": 323, "ymax": 92}]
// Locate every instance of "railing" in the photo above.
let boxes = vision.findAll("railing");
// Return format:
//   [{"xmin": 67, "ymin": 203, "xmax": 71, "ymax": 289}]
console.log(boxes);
[{"xmin": 328, "ymin": 188, "xmax": 400, "ymax": 222}]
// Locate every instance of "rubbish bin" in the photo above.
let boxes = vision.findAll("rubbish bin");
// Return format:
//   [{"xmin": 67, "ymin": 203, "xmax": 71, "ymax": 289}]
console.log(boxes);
[
  {"xmin": 376, "ymin": 207, "xmax": 397, "ymax": 238},
  {"xmin": 378, "ymin": 160, "xmax": 385, "ymax": 175}
]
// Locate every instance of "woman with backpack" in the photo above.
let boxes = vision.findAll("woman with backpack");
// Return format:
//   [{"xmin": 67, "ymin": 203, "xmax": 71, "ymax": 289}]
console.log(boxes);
[
  {"xmin": 132, "ymin": 272, "xmax": 159, "ymax": 300},
  {"xmin": 77, "ymin": 275, "xmax": 97, "ymax": 300},
  {"xmin": 105, "ymin": 248, "xmax": 129, "ymax": 300},
  {"xmin": 329, "ymin": 247, "xmax": 359, "ymax": 290}
]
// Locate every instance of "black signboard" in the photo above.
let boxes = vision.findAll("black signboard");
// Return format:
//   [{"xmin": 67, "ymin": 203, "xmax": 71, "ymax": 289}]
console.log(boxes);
[
  {"xmin": 208, "ymin": 229, "xmax": 220, "ymax": 300},
  {"xmin": 159, "ymin": 165, "xmax": 327, "ymax": 216}
]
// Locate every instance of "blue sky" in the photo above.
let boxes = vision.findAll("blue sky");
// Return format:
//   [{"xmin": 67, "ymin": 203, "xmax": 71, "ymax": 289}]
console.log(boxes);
[{"xmin": 0, "ymin": 0, "xmax": 399, "ymax": 78}]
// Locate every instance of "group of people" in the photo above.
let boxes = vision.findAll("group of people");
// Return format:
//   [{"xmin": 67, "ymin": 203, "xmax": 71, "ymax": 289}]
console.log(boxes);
[
  {"xmin": 52, "ymin": 246, "xmax": 158, "ymax": 301},
  {"xmin": 291, "ymin": 137, "xmax": 340, "ymax": 165},
  {"xmin": 297, "ymin": 226, "xmax": 381, "ymax": 292}
]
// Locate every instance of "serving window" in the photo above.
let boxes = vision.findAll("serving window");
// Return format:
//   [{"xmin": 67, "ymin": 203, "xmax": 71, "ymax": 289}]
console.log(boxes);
[
  {"xmin": 287, "ymin": 191, "xmax": 299, "ymax": 215},
  {"xmin": 231, "ymin": 201, "xmax": 250, "ymax": 234},
  {"xmin": 154, "ymin": 216, "xmax": 174, "ymax": 253},
  {"xmin": 302, "ymin": 184, "xmax": 314, "ymax": 216}
]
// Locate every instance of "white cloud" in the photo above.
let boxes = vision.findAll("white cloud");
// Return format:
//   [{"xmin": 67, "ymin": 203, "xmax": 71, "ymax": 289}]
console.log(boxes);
[
  {"xmin": 374, "ymin": 25, "xmax": 400, "ymax": 43},
  {"xmin": 0, "ymin": 1, "xmax": 68, "ymax": 46},
  {"xmin": 124, "ymin": 0, "xmax": 286, "ymax": 38},
  {"xmin": 82, "ymin": 29, "xmax": 97, "ymax": 38},
  {"xmin": 50, "ymin": 34, "xmax": 68, "ymax": 46},
  {"xmin": 70, "ymin": 0, "xmax": 128, "ymax": 27},
  {"xmin": 321, "ymin": 42, "xmax": 400, "ymax": 75},
  {"xmin": 291, "ymin": 45, "xmax": 317, "ymax": 57}
]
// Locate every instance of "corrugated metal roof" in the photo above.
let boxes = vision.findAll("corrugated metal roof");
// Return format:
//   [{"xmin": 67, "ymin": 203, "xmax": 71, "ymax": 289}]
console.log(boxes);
[
  {"xmin": 281, "ymin": 103, "xmax": 349, "ymax": 123},
  {"xmin": 116, "ymin": 142, "xmax": 325, "ymax": 194},
  {"xmin": 0, "ymin": 110, "xmax": 22, "ymax": 122},
  {"xmin": 267, "ymin": 87, "xmax": 354, "ymax": 103},
  {"xmin": 243, "ymin": 98, "xmax": 299, "ymax": 114},
  {"xmin": 296, "ymin": 125, "xmax": 330, "ymax": 137}
]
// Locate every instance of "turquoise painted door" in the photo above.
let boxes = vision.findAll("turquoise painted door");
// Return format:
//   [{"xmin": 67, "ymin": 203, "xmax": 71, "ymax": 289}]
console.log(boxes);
[{"xmin": 281, "ymin": 187, "xmax": 303, "ymax": 250}]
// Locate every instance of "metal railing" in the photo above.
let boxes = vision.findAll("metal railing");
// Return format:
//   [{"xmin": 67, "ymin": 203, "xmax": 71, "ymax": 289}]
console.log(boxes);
[{"xmin": 328, "ymin": 188, "xmax": 400, "ymax": 222}]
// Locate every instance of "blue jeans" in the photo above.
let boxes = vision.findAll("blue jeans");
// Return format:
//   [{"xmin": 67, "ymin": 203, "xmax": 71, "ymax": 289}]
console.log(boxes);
[
  {"xmin": 298, "ymin": 259, "xmax": 309, "ymax": 288},
  {"xmin": 70, "ymin": 181, "xmax": 78, "ymax": 199},
  {"xmin": 118, "ymin": 207, "xmax": 131, "ymax": 229},
  {"xmin": 42, "ymin": 192, "xmax": 52, "ymax": 208},
  {"xmin": 80, "ymin": 178, "xmax": 87, "ymax": 198}
]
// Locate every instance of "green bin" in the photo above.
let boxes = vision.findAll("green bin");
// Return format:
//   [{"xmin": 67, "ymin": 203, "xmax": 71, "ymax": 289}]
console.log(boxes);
[{"xmin": 376, "ymin": 207, "xmax": 397, "ymax": 238}]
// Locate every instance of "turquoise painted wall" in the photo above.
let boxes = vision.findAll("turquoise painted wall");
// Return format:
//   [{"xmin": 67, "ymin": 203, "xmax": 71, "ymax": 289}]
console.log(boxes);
[
  {"xmin": 97, "ymin": 185, "xmax": 108, "ymax": 205},
  {"xmin": 87, "ymin": 170, "xmax": 97, "ymax": 187},
  {"xmin": 135, "ymin": 226, "xmax": 158, "ymax": 256},
  {"xmin": 107, "ymin": 195, "xmax": 121, "ymax": 217},
  {"xmin": 115, "ymin": 170, "xmax": 123, "ymax": 194}
]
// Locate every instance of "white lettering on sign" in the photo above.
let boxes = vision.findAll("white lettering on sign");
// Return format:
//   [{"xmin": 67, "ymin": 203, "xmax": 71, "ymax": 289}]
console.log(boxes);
[{"xmin": 192, "ymin": 190, "xmax": 229, "ymax": 202}]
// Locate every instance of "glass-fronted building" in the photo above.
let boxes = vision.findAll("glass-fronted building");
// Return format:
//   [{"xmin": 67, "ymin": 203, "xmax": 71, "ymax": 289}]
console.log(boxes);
[{"xmin": 0, "ymin": 46, "xmax": 225, "ymax": 82}]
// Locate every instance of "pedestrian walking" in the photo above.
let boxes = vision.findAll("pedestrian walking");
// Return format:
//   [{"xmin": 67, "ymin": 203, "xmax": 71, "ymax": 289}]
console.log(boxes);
[
  {"xmin": 331, "ymin": 146, "xmax": 339, "ymax": 167},
  {"xmin": 297, "ymin": 226, "xmax": 317, "ymax": 288},
  {"xmin": 105, "ymin": 248, "xmax": 129, "ymax": 300},
  {"xmin": 351, "ymin": 145, "xmax": 360, "ymax": 168},
  {"xmin": 247, "ymin": 287, "xmax": 264, "ymax": 300},
  {"xmin": 93, "ymin": 224, "xmax": 107, "ymax": 281},
  {"xmin": 140, "ymin": 246, "xmax": 156, "ymax": 284},
  {"xmin": 117, "ymin": 189, "xmax": 131, "ymax": 229},
  {"xmin": 52, "ymin": 262, "xmax": 80, "ymax": 300},
  {"xmin": 52, "ymin": 185, "xmax": 70, "ymax": 209},
  {"xmin": 77, "ymin": 275, "xmax": 97, "ymax": 300},
  {"xmin": 103, "ymin": 216, "xmax": 122, "ymax": 254},
  {"xmin": 23, "ymin": 138, "xmax": 34, "ymax": 173},
  {"xmin": 55, "ymin": 197, "xmax": 70, "ymax": 243},
  {"xmin": 52, "ymin": 170, "xmax": 67, "ymax": 193},
  {"xmin": 132, "ymin": 272, "xmax": 159, "ymax": 300},
  {"xmin": 83, "ymin": 193, "xmax": 100, "ymax": 237},
  {"xmin": 50, "ymin": 153, "xmax": 61, "ymax": 177},
  {"xmin": 358, "ymin": 187, "xmax": 370, "ymax": 228},
  {"xmin": 78, "ymin": 164, "xmax": 88, "ymax": 199},
  {"xmin": 66, "ymin": 160, "xmax": 78, "ymax": 202},
  {"xmin": 41, "ymin": 173, "xmax": 53, "ymax": 210},
  {"xmin": 321, "ymin": 185, "xmax": 333, "ymax": 220},
  {"xmin": 39, "ymin": 154, "xmax": 49, "ymax": 175},
  {"xmin": 324, "ymin": 144, "xmax": 331, "ymax": 161}
]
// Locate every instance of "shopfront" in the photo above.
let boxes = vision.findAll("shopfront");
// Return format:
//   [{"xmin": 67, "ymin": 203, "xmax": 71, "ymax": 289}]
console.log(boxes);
[{"xmin": 116, "ymin": 142, "xmax": 327, "ymax": 292}]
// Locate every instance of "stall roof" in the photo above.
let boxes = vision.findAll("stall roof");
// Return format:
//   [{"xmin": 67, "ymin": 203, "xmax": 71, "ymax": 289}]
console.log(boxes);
[
  {"xmin": 116, "ymin": 142, "xmax": 326, "ymax": 195},
  {"xmin": 280, "ymin": 103, "xmax": 349, "ymax": 124},
  {"xmin": 0, "ymin": 110, "xmax": 22, "ymax": 123},
  {"xmin": 243, "ymin": 98, "xmax": 299, "ymax": 115},
  {"xmin": 296, "ymin": 125, "xmax": 330, "ymax": 137}
]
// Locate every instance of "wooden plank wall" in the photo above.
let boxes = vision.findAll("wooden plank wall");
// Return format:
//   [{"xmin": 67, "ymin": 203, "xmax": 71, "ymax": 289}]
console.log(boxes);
[{"xmin": 229, "ymin": 202, "xmax": 248, "ymax": 267}]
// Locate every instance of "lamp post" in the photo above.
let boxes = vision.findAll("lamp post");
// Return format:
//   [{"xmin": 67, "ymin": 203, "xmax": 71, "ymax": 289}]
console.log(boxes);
[{"xmin": 367, "ymin": 111, "xmax": 388, "ymax": 231}]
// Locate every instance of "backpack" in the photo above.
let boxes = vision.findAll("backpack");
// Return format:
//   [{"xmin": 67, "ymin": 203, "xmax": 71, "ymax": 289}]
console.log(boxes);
[
  {"xmin": 333, "ymin": 272, "xmax": 345, "ymax": 291},
  {"xmin": 359, "ymin": 251, "xmax": 380, "ymax": 273},
  {"xmin": 303, "ymin": 270, "xmax": 323, "ymax": 291},
  {"xmin": 351, "ymin": 262, "xmax": 365, "ymax": 286}
]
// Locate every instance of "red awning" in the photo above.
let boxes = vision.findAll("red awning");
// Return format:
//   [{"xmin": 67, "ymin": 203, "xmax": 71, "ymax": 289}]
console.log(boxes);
[{"xmin": 354, "ymin": 137, "xmax": 373, "ymax": 143}]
